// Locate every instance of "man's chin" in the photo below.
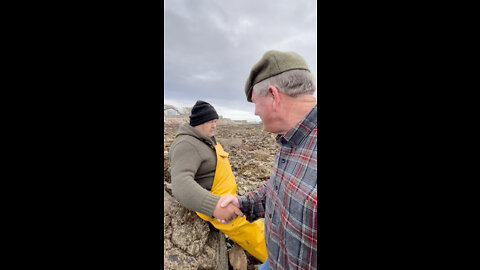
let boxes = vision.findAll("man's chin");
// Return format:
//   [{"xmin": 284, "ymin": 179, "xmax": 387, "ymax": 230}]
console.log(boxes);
[{"xmin": 262, "ymin": 124, "xmax": 282, "ymax": 135}]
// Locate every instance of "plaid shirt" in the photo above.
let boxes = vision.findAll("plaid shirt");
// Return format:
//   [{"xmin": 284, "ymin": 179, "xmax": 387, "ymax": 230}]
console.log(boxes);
[{"xmin": 238, "ymin": 105, "xmax": 317, "ymax": 270}]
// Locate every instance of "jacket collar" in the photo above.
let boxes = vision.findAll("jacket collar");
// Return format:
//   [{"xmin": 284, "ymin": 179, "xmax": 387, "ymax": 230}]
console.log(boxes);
[{"xmin": 175, "ymin": 123, "xmax": 216, "ymax": 145}]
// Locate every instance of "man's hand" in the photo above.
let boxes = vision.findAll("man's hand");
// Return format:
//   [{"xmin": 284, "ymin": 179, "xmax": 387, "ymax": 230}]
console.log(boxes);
[
  {"xmin": 220, "ymin": 194, "xmax": 240, "ymax": 208},
  {"xmin": 212, "ymin": 195, "xmax": 243, "ymax": 224},
  {"xmin": 215, "ymin": 194, "xmax": 241, "ymax": 224}
]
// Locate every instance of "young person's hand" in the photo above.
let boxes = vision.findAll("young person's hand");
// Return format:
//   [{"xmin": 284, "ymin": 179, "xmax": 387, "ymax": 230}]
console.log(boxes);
[
  {"xmin": 212, "ymin": 195, "xmax": 243, "ymax": 223},
  {"xmin": 215, "ymin": 194, "xmax": 242, "ymax": 224}
]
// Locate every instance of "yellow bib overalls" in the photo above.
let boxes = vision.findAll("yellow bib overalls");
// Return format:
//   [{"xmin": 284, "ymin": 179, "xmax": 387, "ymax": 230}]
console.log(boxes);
[{"xmin": 196, "ymin": 143, "xmax": 267, "ymax": 262}]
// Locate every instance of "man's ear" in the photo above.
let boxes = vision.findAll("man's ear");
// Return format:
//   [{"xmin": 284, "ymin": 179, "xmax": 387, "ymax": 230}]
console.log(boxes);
[{"xmin": 268, "ymin": 86, "xmax": 280, "ymax": 111}]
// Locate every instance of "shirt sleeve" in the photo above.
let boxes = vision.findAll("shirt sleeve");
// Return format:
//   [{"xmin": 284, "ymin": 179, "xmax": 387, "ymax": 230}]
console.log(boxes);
[
  {"xmin": 237, "ymin": 182, "xmax": 267, "ymax": 222},
  {"xmin": 170, "ymin": 141, "xmax": 220, "ymax": 217}
]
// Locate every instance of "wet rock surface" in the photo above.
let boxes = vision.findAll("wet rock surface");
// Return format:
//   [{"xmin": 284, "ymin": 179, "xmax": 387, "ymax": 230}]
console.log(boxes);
[{"xmin": 164, "ymin": 123, "xmax": 277, "ymax": 269}]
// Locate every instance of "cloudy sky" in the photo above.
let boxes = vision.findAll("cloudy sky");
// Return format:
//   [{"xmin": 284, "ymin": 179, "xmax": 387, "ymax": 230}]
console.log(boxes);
[{"xmin": 164, "ymin": 0, "xmax": 317, "ymax": 122}]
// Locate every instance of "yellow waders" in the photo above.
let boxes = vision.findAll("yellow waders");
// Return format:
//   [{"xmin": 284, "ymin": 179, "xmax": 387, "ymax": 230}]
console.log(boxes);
[{"xmin": 196, "ymin": 143, "xmax": 267, "ymax": 262}]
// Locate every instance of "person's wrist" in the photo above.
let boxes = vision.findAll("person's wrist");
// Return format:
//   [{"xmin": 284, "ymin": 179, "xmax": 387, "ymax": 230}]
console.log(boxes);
[{"xmin": 236, "ymin": 196, "xmax": 244, "ymax": 209}]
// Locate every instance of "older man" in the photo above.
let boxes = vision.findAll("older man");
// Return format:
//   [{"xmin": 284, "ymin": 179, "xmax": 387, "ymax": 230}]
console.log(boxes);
[{"xmin": 218, "ymin": 50, "xmax": 317, "ymax": 270}]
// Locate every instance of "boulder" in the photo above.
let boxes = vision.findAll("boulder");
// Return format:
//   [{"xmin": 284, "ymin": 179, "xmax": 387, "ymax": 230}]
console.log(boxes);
[
  {"xmin": 229, "ymin": 243, "xmax": 247, "ymax": 270},
  {"xmin": 164, "ymin": 188, "xmax": 228, "ymax": 270}
]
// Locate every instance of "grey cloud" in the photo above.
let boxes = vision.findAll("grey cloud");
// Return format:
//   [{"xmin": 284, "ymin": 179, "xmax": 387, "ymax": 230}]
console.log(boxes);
[{"xmin": 164, "ymin": 0, "xmax": 317, "ymax": 120}]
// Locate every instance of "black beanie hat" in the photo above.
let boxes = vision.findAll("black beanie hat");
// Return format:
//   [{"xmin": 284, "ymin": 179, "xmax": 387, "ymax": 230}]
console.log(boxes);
[{"xmin": 189, "ymin": 100, "xmax": 219, "ymax": 126}]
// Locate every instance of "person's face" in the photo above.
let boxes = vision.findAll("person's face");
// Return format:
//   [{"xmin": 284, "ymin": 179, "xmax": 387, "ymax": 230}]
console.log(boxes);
[
  {"xmin": 195, "ymin": 119, "xmax": 217, "ymax": 137},
  {"xmin": 252, "ymin": 90, "xmax": 276, "ymax": 133}
]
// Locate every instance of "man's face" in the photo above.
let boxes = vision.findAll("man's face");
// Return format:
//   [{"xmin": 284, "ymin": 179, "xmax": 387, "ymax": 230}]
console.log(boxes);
[
  {"xmin": 252, "ymin": 90, "xmax": 275, "ymax": 133},
  {"xmin": 195, "ymin": 119, "xmax": 217, "ymax": 137}
]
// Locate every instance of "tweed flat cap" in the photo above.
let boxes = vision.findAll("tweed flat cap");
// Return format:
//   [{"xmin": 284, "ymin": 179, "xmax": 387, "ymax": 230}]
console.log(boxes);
[{"xmin": 244, "ymin": 50, "xmax": 310, "ymax": 102}]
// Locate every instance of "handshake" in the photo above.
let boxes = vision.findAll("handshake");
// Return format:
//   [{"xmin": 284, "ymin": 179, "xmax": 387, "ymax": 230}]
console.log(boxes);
[{"xmin": 212, "ymin": 194, "xmax": 243, "ymax": 224}]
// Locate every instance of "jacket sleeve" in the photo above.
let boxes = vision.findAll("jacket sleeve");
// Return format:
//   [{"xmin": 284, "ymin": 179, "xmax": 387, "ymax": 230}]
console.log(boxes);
[
  {"xmin": 170, "ymin": 141, "xmax": 220, "ymax": 217},
  {"xmin": 237, "ymin": 182, "xmax": 267, "ymax": 222}
]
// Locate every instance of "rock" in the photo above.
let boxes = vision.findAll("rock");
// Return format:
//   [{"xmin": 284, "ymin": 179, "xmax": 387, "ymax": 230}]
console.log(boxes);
[
  {"xmin": 197, "ymin": 228, "xmax": 228, "ymax": 270},
  {"xmin": 164, "ymin": 188, "xmax": 228, "ymax": 270},
  {"xmin": 229, "ymin": 243, "xmax": 247, "ymax": 270},
  {"xmin": 164, "ymin": 182, "xmax": 172, "ymax": 196},
  {"xmin": 164, "ymin": 247, "xmax": 199, "ymax": 270}
]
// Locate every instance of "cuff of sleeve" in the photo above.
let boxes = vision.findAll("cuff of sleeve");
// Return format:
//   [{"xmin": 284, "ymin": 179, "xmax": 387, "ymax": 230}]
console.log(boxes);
[
  {"xmin": 199, "ymin": 193, "xmax": 220, "ymax": 218},
  {"xmin": 237, "ymin": 195, "xmax": 248, "ymax": 212}
]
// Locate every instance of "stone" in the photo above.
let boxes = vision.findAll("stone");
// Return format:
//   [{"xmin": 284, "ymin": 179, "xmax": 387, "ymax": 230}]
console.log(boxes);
[
  {"xmin": 164, "ymin": 188, "xmax": 228, "ymax": 270},
  {"xmin": 229, "ymin": 243, "xmax": 247, "ymax": 270}
]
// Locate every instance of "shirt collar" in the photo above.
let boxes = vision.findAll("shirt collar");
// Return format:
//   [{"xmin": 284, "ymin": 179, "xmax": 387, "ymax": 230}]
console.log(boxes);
[{"xmin": 276, "ymin": 105, "xmax": 317, "ymax": 147}]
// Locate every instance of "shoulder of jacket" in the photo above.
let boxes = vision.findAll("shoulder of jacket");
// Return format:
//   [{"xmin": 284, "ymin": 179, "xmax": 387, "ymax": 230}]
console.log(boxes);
[{"xmin": 171, "ymin": 135, "xmax": 195, "ymax": 150}]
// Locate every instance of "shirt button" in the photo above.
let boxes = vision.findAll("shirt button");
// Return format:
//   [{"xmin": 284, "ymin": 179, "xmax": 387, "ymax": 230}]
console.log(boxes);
[
  {"xmin": 281, "ymin": 159, "xmax": 286, "ymax": 163},
  {"xmin": 275, "ymin": 185, "xmax": 278, "ymax": 191}
]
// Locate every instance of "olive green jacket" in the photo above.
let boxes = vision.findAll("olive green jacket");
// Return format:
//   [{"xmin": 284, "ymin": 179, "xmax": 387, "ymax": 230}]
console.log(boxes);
[{"xmin": 169, "ymin": 123, "xmax": 220, "ymax": 217}]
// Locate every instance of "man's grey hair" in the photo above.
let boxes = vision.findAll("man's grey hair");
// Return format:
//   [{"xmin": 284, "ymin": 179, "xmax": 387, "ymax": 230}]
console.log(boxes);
[{"xmin": 252, "ymin": 69, "xmax": 316, "ymax": 98}]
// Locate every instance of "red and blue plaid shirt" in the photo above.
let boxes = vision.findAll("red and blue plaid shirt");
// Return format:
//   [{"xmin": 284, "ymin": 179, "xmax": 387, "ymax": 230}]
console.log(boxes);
[{"xmin": 238, "ymin": 105, "xmax": 317, "ymax": 270}]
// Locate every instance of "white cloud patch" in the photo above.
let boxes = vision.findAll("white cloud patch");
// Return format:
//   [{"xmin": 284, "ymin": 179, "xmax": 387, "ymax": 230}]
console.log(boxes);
[
  {"xmin": 214, "ymin": 105, "xmax": 260, "ymax": 122},
  {"xmin": 192, "ymin": 71, "xmax": 222, "ymax": 82}
]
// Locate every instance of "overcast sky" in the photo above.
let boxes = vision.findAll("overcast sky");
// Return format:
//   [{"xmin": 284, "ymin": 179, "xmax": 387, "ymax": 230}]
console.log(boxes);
[{"xmin": 164, "ymin": 0, "xmax": 317, "ymax": 122}]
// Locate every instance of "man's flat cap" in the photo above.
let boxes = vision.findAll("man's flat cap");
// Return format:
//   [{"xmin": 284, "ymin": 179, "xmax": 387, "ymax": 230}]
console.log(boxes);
[{"xmin": 244, "ymin": 50, "xmax": 310, "ymax": 102}]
